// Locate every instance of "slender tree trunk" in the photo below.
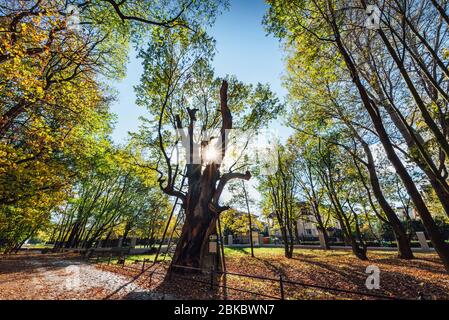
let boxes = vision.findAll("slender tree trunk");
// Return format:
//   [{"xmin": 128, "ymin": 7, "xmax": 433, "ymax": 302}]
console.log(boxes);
[
  {"xmin": 334, "ymin": 94, "xmax": 414, "ymax": 259},
  {"xmin": 368, "ymin": 1, "xmax": 449, "ymax": 159},
  {"xmin": 279, "ymin": 225, "xmax": 292, "ymax": 258},
  {"xmin": 380, "ymin": 98, "xmax": 449, "ymax": 217},
  {"xmin": 294, "ymin": 223, "xmax": 301, "ymax": 245},
  {"xmin": 312, "ymin": 195, "xmax": 330, "ymax": 249},
  {"xmin": 333, "ymin": 30, "xmax": 449, "ymax": 272},
  {"xmin": 430, "ymin": 0, "xmax": 449, "ymax": 26},
  {"xmin": 352, "ymin": 216, "xmax": 368, "ymax": 260},
  {"xmin": 242, "ymin": 181, "xmax": 255, "ymax": 257},
  {"xmin": 359, "ymin": 144, "xmax": 414, "ymax": 259}
]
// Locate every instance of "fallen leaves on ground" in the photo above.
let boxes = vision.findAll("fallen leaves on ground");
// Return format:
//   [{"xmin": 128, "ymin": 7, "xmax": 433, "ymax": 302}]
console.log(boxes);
[
  {"xmin": 97, "ymin": 248, "xmax": 449, "ymax": 300},
  {"xmin": 1, "ymin": 249, "xmax": 448, "ymax": 300}
]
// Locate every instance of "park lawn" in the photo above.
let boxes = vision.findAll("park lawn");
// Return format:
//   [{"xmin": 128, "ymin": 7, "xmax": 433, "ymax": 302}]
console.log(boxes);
[
  {"xmin": 99, "ymin": 247, "xmax": 449, "ymax": 300},
  {"xmin": 104, "ymin": 253, "xmax": 171, "ymax": 266}
]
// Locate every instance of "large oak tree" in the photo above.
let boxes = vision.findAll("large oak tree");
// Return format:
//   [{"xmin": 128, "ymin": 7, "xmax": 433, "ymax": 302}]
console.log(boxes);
[{"xmin": 134, "ymin": 29, "xmax": 280, "ymax": 270}]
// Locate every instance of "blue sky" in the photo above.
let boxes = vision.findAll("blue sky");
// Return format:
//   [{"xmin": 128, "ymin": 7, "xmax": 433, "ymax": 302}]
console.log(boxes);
[{"xmin": 109, "ymin": 0, "xmax": 289, "ymax": 145}]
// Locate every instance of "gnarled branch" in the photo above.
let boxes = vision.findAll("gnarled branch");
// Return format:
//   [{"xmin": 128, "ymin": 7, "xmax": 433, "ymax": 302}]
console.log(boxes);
[{"xmin": 211, "ymin": 170, "xmax": 251, "ymax": 212}]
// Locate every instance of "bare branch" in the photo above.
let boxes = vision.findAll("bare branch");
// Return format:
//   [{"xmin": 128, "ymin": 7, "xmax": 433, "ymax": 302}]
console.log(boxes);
[{"xmin": 211, "ymin": 170, "xmax": 251, "ymax": 212}]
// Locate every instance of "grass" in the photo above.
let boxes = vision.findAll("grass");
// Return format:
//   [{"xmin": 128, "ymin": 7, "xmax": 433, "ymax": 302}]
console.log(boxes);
[
  {"xmin": 113, "ymin": 247, "xmax": 298, "ymax": 263},
  {"xmin": 102, "ymin": 252, "xmax": 172, "ymax": 265},
  {"xmin": 105, "ymin": 247, "xmax": 295, "ymax": 266},
  {"xmin": 224, "ymin": 247, "xmax": 286, "ymax": 256},
  {"xmin": 118, "ymin": 247, "xmax": 401, "ymax": 261},
  {"xmin": 125, "ymin": 253, "xmax": 171, "ymax": 262}
]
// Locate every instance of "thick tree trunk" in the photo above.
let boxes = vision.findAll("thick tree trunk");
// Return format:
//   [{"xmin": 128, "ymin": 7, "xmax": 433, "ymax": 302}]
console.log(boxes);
[
  {"xmin": 171, "ymin": 165, "xmax": 221, "ymax": 272},
  {"xmin": 171, "ymin": 206, "xmax": 219, "ymax": 272}
]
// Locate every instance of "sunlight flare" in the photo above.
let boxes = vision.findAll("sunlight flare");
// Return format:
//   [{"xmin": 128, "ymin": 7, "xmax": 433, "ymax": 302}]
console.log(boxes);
[{"xmin": 203, "ymin": 143, "xmax": 221, "ymax": 164}]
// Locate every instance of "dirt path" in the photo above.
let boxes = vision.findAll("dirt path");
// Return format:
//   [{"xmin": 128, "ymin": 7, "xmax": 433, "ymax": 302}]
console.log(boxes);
[{"xmin": 0, "ymin": 253, "xmax": 174, "ymax": 300}]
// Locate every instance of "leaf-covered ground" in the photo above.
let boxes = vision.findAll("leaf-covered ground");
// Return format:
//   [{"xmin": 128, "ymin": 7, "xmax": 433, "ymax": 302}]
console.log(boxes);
[
  {"xmin": 1, "ymin": 248, "xmax": 448, "ymax": 300},
  {"xmin": 100, "ymin": 248, "xmax": 449, "ymax": 300},
  {"xmin": 0, "ymin": 253, "xmax": 173, "ymax": 300}
]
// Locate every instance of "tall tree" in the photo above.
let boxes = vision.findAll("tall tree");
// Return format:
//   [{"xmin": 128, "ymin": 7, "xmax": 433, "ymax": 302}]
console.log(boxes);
[
  {"xmin": 259, "ymin": 147, "xmax": 299, "ymax": 258},
  {"xmin": 134, "ymin": 29, "xmax": 281, "ymax": 270},
  {"xmin": 265, "ymin": 0, "xmax": 449, "ymax": 271}
]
